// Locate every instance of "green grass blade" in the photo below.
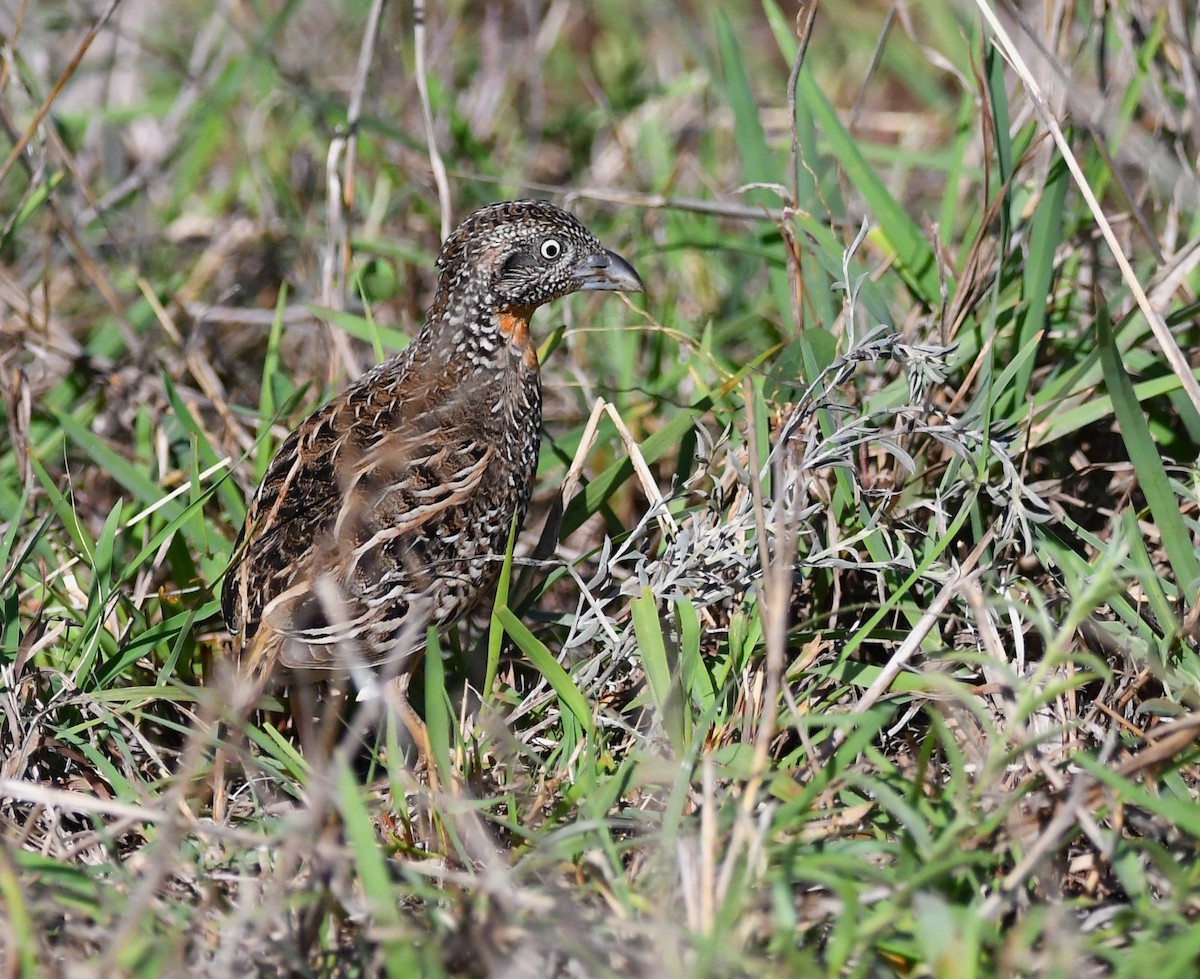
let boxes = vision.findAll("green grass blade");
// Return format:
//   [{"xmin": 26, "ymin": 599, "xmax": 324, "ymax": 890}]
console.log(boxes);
[
  {"xmin": 484, "ymin": 511, "xmax": 521, "ymax": 702},
  {"xmin": 334, "ymin": 762, "xmax": 418, "ymax": 977},
  {"xmin": 0, "ymin": 849, "xmax": 39, "ymax": 978},
  {"xmin": 50, "ymin": 409, "xmax": 181, "ymax": 514},
  {"xmin": 675, "ymin": 597, "xmax": 715, "ymax": 710},
  {"xmin": 630, "ymin": 586, "xmax": 685, "ymax": 753},
  {"xmin": 1096, "ymin": 302, "xmax": 1200, "ymax": 595},
  {"xmin": 795, "ymin": 68, "xmax": 942, "ymax": 304},
  {"xmin": 423, "ymin": 626, "xmax": 452, "ymax": 786},
  {"xmin": 1008, "ymin": 155, "xmax": 1069, "ymax": 412},
  {"xmin": 715, "ymin": 10, "xmax": 775, "ymax": 201},
  {"xmin": 308, "ymin": 305, "xmax": 414, "ymax": 353},
  {"xmin": 494, "ymin": 606, "xmax": 592, "ymax": 734}
]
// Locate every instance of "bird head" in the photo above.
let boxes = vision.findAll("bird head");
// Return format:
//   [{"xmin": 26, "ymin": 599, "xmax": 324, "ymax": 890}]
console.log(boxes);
[{"xmin": 435, "ymin": 200, "xmax": 643, "ymax": 313}]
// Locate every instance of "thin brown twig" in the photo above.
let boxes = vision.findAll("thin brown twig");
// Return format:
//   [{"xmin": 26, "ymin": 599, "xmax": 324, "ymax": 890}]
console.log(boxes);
[
  {"xmin": 414, "ymin": 0, "xmax": 452, "ymax": 239},
  {"xmin": 0, "ymin": 0, "xmax": 28, "ymax": 94},
  {"xmin": 343, "ymin": 0, "xmax": 388, "ymax": 213},
  {"xmin": 786, "ymin": 1, "xmax": 819, "ymax": 208},
  {"xmin": 847, "ymin": 3, "xmax": 894, "ymax": 132},
  {"xmin": 714, "ymin": 378, "xmax": 799, "ymax": 907},
  {"xmin": 0, "ymin": 0, "xmax": 124, "ymax": 190},
  {"xmin": 782, "ymin": 3, "xmax": 818, "ymax": 333},
  {"xmin": 321, "ymin": 0, "xmax": 387, "ymax": 381}
]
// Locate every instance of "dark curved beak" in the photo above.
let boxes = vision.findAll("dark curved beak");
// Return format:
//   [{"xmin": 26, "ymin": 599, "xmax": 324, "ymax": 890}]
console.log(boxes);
[{"xmin": 574, "ymin": 249, "xmax": 644, "ymax": 293}]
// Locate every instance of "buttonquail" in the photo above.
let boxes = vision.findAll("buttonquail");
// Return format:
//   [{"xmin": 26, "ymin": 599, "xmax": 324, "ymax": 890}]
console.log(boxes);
[{"xmin": 221, "ymin": 200, "xmax": 643, "ymax": 777}]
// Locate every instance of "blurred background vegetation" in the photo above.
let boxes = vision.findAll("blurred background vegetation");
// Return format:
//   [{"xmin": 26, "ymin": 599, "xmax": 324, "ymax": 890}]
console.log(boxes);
[{"xmin": 2, "ymin": 1, "xmax": 1199, "ymax": 976}]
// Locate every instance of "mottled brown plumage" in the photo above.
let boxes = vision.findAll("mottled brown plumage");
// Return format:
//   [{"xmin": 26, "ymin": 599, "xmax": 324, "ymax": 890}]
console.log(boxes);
[{"xmin": 221, "ymin": 201, "xmax": 642, "ymax": 773}]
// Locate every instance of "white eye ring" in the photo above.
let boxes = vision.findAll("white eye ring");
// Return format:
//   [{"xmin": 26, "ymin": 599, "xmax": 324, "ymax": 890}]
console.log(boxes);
[{"xmin": 540, "ymin": 238, "xmax": 562, "ymax": 260}]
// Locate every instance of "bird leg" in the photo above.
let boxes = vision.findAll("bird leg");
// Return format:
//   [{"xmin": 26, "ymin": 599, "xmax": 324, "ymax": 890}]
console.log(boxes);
[
  {"xmin": 384, "ymin": 671, "xmax": 439, "ymax": 794},
  {"xmin": 290, "ymin": 670, "xmax": 349, "ymax": 770},
  {"xmin": 384, "ymin": 670, "xmax": 455, "ymax": 853}
]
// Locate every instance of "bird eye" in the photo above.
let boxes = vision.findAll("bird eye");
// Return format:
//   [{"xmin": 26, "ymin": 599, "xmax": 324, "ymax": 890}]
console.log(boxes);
[{"xmin": 539, "ymin": 238, "xmax": 562, "ymax": 261}]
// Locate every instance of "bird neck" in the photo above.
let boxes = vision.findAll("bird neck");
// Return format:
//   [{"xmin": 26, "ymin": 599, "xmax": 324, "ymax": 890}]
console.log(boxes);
[
  {"xmin": 417, "ymin": 287, "xmax": 541, "ymax": 377},
  {"xmin": 496, "ymin": 308, "xmax": 539, "ymax": 368}
]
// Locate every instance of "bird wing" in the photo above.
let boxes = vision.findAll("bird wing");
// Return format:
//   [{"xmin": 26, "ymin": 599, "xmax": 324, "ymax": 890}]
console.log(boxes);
[
  {"xmin": 220, "ymin": 397, "xmax": 345, "ymax": 646},
  {"xmin": 222, "ymin": 364, "xmax": 500, "ymax": 672}
]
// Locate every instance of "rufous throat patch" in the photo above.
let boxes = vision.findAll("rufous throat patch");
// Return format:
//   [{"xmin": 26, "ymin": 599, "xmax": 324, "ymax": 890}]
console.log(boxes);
[{"xmin": 497, "ymin": 309, "xmax": 538, "ymax": 368}]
